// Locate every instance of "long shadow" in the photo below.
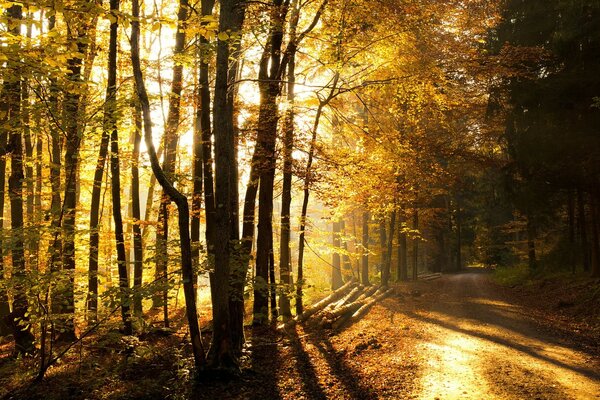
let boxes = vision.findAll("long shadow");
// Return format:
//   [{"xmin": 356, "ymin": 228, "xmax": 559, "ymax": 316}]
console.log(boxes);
[
  {"xmin": 304, "ymin": 327, "xmax": 380, "ymax": 400},
  {"xmin": 401, "ymin": 309, "xmax": 600, "ymax": 381},
  {"xmin": 386, "ymin": 271, "xmax": 598, "ymax": 354},
  {"xmin": 285, "ymin": 326, "xmax": 329, "ymax": 400},
  {"xmin": 244, "ymin": 325, "xmax": 284, "ymax": 400}
]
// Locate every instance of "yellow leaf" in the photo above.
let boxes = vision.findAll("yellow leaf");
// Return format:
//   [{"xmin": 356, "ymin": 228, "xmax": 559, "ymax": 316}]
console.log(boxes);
[{"xmin": 217, "ymin": 32, "xmax": 229, "ymax": 41}]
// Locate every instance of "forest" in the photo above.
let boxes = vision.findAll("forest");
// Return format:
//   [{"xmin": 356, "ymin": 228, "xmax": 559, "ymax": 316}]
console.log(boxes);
[{"xmin": 0, "ymin": 0, "xmax": 599, "ymax": 399}]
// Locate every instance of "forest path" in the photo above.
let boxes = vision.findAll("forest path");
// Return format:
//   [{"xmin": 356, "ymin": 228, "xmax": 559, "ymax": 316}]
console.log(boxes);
[
  {"xmin": 198, "ymin": 269, "xmax": 600, "ymax": 399},
  {"xmin": 411, "ymin": 270, "xmax": 600, "ymax": 399}
]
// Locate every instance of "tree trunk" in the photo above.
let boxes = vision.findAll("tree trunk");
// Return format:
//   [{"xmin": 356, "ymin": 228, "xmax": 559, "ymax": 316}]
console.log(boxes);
[
  {"xmin": 268, "ymin": 227, "xmax": 277, "ymax": 320},
  {"xmin": 21, "ymin": 16, "xmax": 36, "ymax": 267},
  {"xmin": 589, "ymin": 189, "xmax": 600, "ymax": 278},
  {"xmin": 0, "ymin": 83, "xmax": 11, "ymax": 337},
  {"xmin": 59, "ymin": 12, "xmax": 93, "ymax": 340},
  {"xmin": 577, "ymin": 187, "xmax": 590, "ymax": 271},
  {"xmin": 379, "ymin": 219, "xmax": 386, "ymax": 282},
  {"xmin": 382, "ymin": 211, "xmax": 396, "ymax": 287},
  {"xmin": 397, "ymin": 211, "xmax": 407, "ymax": 281},
  {"xmin": 455, "ymin": 194, "xmax": 462, "ymax": 271},
  {"xmin": 192, "ymin": 0, "xmax": 215, "ymax": 281},
  {"xmin": 205, "ymin": 0, "xmax": 246, "ymax": 371},
  {"xmin": 105, "ymin": 0, "xmax": 132, "ymax": 334},
  {"xmin": 296, "ymin": 72, "xmax": 338, "ymax": 312},
  {"xmin": 278, "ymin": 62, "xmax": 294, "ymax": 320},
  {"xmin": 131, "ymin": 97, "xmax": 144, "ymax": 316},
  {"xmin": 412, "ymin": 208, "xmax": 419, "ymax": 280},
  {"xmin": 153, "ymin": 0, "xmax": 191, "ymax": 325},
  {"xmin": 341, "ymin": 220, "xmax": 353, "ymax": 279},
  {"xmin": 332, "ymin": 220, "xmax": 343, "ymax": 289},
  {"xmin": 526, "ymin": 211, "xmax": 537, "ymax": 271},
  {"xmin": 568, "ymin": 190, "xmax": 576, "ymax": 274},
  {"xmin": 131, "ymin": 0, "xmax": 207, "ymax": 370},
  {"xmin": 361, "ymin": 211, "xmax": 370, "ymax": 285},
  {"xmin": 5, "ymin": 4, "xmax": 35, "ymax": 353},
  {"xmin": 252, "ymin": 0, "xmax": 288, "ymax": 326},
  {"xmin": 88, "ymin": 92, "xmax": 111, "ymax": 322}
]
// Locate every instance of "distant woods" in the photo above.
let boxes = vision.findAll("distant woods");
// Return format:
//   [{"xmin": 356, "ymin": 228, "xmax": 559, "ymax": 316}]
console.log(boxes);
[{"xmin": 0, "ymin": 0, "xmax": 598, "ymax": 377}]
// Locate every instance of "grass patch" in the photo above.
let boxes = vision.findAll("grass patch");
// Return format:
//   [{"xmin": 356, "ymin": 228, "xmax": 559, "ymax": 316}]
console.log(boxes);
[{"xmin": 493, "ymin": 264, "xmax": 531, "ymax": 286}]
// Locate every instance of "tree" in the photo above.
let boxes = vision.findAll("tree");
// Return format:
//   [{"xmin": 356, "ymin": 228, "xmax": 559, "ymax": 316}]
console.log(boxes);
[
  {"xmin": 206, "ymin": 0, "xmax": 246, "ymax": 370},
  {"xmin": 130, "ymin": 0, "xmax": 206, "ymax": 370},
  {"xmin": 3, "ymin": 3, "xmax": 35, "ymax": 354}
]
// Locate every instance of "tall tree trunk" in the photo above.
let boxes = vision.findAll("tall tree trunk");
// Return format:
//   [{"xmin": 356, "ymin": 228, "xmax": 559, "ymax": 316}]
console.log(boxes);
[
  {"xmin": 341, "ymin": 220, "xmax": 352, "ymax": 278},
  {"xmin": 22, "ymin": 15, "xmax": 36, "ymax": 267},
  {"xmin": 153, "ymin": 0, "xmax": 191, "ymax": 326},
  {"xmin": 46, "ymin": 15, "xmax": 65, "ymax": 337},
  {"xmin": 277, "ymin": 0, "xmax": 301, "ymax": 322},
  {"xmin": 412, "ymin": 208, "xmax": 419, "ymax": 281},
  {"xmin": 278, "ymin": 53, "xmax": 296, "ymax": 321},
  {"xmin": 268, "ymin": 227, "xmax": 277, "ymax": 320},
  {"xmin": 568, "ymin": 190, "xmax": 576, "ymax": 273},
  {"xmin": 88, "ymin": 93, "xmax": 111, "ymax": 322},
  {"xmin": 361, "ymin": 210, "xmax": 370, "ymax": 285},
  {"xmin": 5, "ymin": 3, "xmax": 35, "ymax": 354},
  {"xmin": 397, "ymin": 211, "xmax": 408, "ymax": 281},
  {"xmin": 192, "ymin": 0, "xmax": 215, "ymax": 281},
  {"xmin": 589, "ymin": 189, "xmax": 600, "ymax": 278},
  {"xmin": 383, "ymin": 211, "xmax": 396, "ymax": 287},
  {"xmin": 577, "ymin": 187, "xmax": 590, "ymax": 271},
  {"xmin": 106, "ymin": 0, "xmax": 132, "ymax": 334},
  {"xmin": 0, "ymin": 97, "xmax": 9, "ymax": 336},
  {"xmin": 252, "ymin": 0, "xmax": 288, "ymax": 326},
  {"xmin": 48, "ymin": 13, "xmax": 62, "ymax": 278},
  {"xmin": 332, "ymin": 220, "xmax": 343, "ymax": 289},
  {"xmin": 297, "ymin": 73, "xmax": 338, "ymax": 313},
  {"xmin": 59, "ymin": 11, "xmax": 93, "ymax": 340},
  {"xmin": 352, "ymin": 212, "xmax": 360, "ymax": 281},
  {"xmin": 379, "ymin": 219, "xmax": 386, "ymax": 281},
  {"xmin": 131, "ymin": 0, "xmax": 207, "ymax": 370},
  {"xmin": 131, "ymin": 97, "xmax": 144, "ymax": 316},
  {"xmin": 205, "ymin": 0, "xmax": 246, "ymax": 371},
  {"xmin": 455, "ymin": 194, "xmax": 462, "ymax": 271},
  {"xmin": 526, "ymin": 212, "xmax": 537, "ymax": 271}
]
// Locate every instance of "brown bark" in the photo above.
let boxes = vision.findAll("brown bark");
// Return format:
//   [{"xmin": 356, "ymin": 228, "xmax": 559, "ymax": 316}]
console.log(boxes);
[
  {"xmin": 397, "ymin": 211, "xmax": 408, "ymax": 281},
  {"xmin": 205, "ymin": 0, "xmax": 246, "ymax": 371},
  {"xmin": 5, "ymin": 4, "xmax": 35, "ymax": 353},
  {"xmin": 131, "ymin": 0, "xmax": 207, "ymax": 370},
  {"xmin": 106, "ymin": 0, "xmax": 132, "ymax": 334},
  {"xmin": 382, "ymin": 211, "xmax": 396, "ymax": 287},
  {"xmin": 332, "ymin": 220, "xmax": 343, "ymax": 289},
  {"xmin": 88, "ymin": 89, "xmax": 111, "ymax": 321},
  {"xmin": 526, "ymin": 211, "xmax": 537, "ymax": 271},
  {"xmin": 252, "ymin": 0, "xmax": 289, "ymax": 325},
  {"xmin": 412, "ymin": 208, "xmax": 419, "ymax": 280},
  {"xmin": 59, "ymin": 11, "xmax": 94, "ymax": 340},
  {"xmin": 590, "ymin": 190, "xmax": 600, "ymax": 278},
  {"xmin": 0, "ymin": 82, "xmax": 11, "ymax": 337},
  {"xmin": 153, "ymin": 0, "xmax": 191, "ymax": 324},
  {"xmin": 577, "ymin": 187, "xmax": 590, "ymax": 271},
  {"xmin": 192, "ymin": 0, "xmax": 215, "ymax": 279},
  {"xmin": 277, "ymin": 0, "xmax": 300, "ymax": 322},
  {"xmin": 361, "ymin": 211, "xmax": 370, "ymax": 285}
]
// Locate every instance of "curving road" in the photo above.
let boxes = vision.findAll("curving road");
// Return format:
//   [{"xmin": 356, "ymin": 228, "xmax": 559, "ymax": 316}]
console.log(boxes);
[{"xmin": 411, "ymin": 270, "xmax": 600, "ymax": 400}]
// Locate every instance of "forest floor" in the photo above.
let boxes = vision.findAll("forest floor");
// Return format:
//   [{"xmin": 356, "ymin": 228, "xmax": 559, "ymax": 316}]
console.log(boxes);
[{"xmin": 1, "ymin": 267, "xmax": 599, "ymax": 399}]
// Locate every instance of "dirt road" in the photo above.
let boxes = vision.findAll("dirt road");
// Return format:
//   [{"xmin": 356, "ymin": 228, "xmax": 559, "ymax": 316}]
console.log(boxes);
[
  {"xmin": 197, "ymin": 270, "xmax": 600, "ymax": 399},
  {"xmin": 412, "ymin": 270, "xmax": 599, "ymax": 400}
]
